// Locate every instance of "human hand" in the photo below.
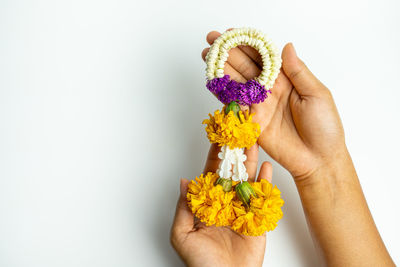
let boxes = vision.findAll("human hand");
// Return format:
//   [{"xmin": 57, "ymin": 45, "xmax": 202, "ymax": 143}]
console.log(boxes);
[
  {"xmin": 202, "ymin": 31, "xmax": 347, "ymax": 181},
  {"xmin": 170, "ymin": 144, "xmax": 273, "ymax": 267},
  {"xmin": 201, "ymin": 30, "xmax": 395, "ymax": 266}
]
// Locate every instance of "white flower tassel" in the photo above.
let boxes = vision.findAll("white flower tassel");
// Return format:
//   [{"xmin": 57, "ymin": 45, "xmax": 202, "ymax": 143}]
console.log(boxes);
[
  {"xmin": 217, "ymin": 145, "xmax": 249, "ymax": 182},
  {"xmin": 232, "ymin": 148, "xmax": 248, "ymax": 182},
  {"xmin": 217, "ymin": 145, "xmax": 235, "ymax": 178}
]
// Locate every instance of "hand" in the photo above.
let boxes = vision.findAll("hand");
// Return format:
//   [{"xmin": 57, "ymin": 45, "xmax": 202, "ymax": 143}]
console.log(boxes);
[
  {"xmin": 170, "ymin": 144, "xmax": 273, "ymax": 267},
  {"xmin": 201, "ymin": 30, "xmax": 395, "ymax": 266},
  {"xmin": 202, "ymin": 31, "xmax": 346, "ymax": 181}
]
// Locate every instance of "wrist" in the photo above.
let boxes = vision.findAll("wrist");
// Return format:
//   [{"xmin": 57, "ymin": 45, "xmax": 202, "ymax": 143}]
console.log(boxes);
[
  {"xmin": 292, "ymin": 149, "xmax": 395, "ymax": 266},
  {"xmin": 293, "ymin": 147, "xmax": 361, "ymax": 212},
  {"xmin": 293, "ymin": 147, "xmax": 357, "ymax": 190}
]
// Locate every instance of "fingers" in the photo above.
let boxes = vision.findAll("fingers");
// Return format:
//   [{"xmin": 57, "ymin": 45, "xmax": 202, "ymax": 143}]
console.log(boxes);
[
  {"xmin": 201, "ymin": 47, "xmax": 208, "ymax": 60},
  {"xmin": 206, "ymin": 31, "xmax": 220, "ymax": 45},
  {"xmin": 204, "ymin": 31, "xmax": 262, "ymax": 81},
  {"xmin": 203, "ymin": 144, "xmax": 221, "ymax": 173},
  {"xmin": 226, "ymin": 28, "xmax": 264, "ymax": 67},
  {"xmin": 281, "ymin": 43, "xmax": 327, "ymax": 97},
  {"xmin": 171, "ymin": 179, "xmax": 194, "ymax": 239},
  {"xmin": 244, "ymin": 144, "xmax": 259, "ymax": 182},
  {"xmin": 257, "ymin": 161, "xmax": 273, "ymax": 183},
  {"xmin": 202, "ymin": 48, "xmax": 247, "ymax": 83},
  {"xmin": 238, "ymin": 45, "xmax": 263, "ymax": 68},
  {"xmin": 224, "ymin": 45, "xmax": 262, "ymax": 80},
  {"xmin": 207, "ymin": 31, "xmax": 262, "ymax": 66}
]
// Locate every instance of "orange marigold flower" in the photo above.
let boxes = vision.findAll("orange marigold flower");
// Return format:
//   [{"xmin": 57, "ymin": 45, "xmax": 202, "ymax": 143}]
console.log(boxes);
[
  {"xmin": 231, "ymin": 179, "xmax": 284, "ymax": 236},
  {"xmin": 186, "ymin": 173, "xmax": 284, "ymax": 236},
  {"xmin": 187, "ymin": 172, "xmax": 236, "ymax": 227},
  {"xmin": 202, "ymin": 109, "xmax": 260, "ymax": 149}
]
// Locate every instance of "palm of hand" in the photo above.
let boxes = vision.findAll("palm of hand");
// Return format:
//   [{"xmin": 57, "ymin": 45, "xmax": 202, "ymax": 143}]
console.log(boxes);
[{"xmin": 177, "ymin": 224, "xmax": 265, "ymax": 267}]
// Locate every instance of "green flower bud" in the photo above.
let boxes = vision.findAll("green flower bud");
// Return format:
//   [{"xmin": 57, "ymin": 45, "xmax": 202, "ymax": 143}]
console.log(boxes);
[
  {"xmin": 225, "ymin": 101, "xmax": 240, "ymax": 118},
  {"xmin": 235, "ymin": 181, "xmax": 257, "ymax": 208},
  {"xmin": 215, "ymin": 178, "xmax": 233, "ymax": 192}
]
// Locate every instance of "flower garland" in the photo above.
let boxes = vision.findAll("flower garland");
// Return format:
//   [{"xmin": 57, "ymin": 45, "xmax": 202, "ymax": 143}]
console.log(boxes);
[
  {"xmin": 186, "ymin": 28, "xmax": 284, "ymax": 236},
  {"xmin": 205, "ymin": 27, "xmax": 282, "ymax": 105}
]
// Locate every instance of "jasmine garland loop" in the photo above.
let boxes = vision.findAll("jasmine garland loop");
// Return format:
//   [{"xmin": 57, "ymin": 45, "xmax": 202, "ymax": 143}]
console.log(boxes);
[{"xmin": 205, "ymin": 27, "xmax": 281, "ymax": 106}]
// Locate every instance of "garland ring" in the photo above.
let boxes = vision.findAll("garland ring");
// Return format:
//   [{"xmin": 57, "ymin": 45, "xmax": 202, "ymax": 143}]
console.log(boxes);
[{"xmin": 205, "ymin": 28, "xmax": 282, "ymax": 106}]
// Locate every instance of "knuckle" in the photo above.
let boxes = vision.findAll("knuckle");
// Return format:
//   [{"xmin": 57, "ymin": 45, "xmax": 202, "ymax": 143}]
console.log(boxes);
[
  {"xmin": 170, "ymin": 229, "xmax": 177, "ymax": 246},
  {"xmin": 170, "ymin": 230, "xmax": 181, "ymax": 249},
  {"xmin": 289, "ymin": 62, "xmax": 306, "ymax": 81},
  {"xmin": 321, "ymin": 87, "xmax": 333, "ymax": 99}
]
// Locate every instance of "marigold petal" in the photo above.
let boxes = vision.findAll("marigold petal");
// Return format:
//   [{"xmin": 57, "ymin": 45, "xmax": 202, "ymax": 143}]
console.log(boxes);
[{"xmin": 203, "ymin": 109, "xmax": 260, "ymax": 149}]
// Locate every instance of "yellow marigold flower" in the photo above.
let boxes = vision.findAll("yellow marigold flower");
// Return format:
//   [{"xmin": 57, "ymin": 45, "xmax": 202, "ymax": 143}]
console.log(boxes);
[
  {"xmin": 231, "ymin": 179, "xmax": 284, "ymax": 236},
  {"xmin": 186, "ymin": 173, "xmax": 284, "ymax": 236},
  {"xmin": 202, "ymin": 109, "xmax": 260, "ymax": 149},
  {"xmin": 187, "ymin": 172, "xmax": 236, "ymax": 227}
]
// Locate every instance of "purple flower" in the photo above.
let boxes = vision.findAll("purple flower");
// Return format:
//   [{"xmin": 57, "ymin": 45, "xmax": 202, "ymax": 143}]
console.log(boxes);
[
  {"xmin": 206, "ymin": 75, "xmax": 271, "ymax": 106},
  {"xmin": 206, "ymin": 75, "xmax": 230, "ymax": 94},
  {"xmin": 245, "ymin": 79, "xmax": 267, "ymax": 104}
]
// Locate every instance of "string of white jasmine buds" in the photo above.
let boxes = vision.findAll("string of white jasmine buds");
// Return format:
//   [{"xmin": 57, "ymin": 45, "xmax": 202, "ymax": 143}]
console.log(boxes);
[{"xmin": 205, "ymin": 27, "xmax": 282, "ymax": 90}]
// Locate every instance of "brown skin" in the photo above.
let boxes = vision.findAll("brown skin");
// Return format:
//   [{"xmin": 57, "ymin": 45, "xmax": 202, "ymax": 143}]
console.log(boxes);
[{"xmin": 171, "ymin": 30, "xmax": 395, "ymax": 266}]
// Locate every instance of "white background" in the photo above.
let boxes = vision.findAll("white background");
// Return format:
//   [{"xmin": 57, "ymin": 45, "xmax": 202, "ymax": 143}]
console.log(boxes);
[{"xmin": 1, "ymin": 0, "xmax": 399, "ymax": 266}]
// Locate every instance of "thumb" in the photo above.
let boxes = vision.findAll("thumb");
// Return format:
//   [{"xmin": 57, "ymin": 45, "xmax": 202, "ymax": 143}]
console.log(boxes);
[
  {"xmin": 282, "ymin": 43, "xmax": 326, "ymax": 97},
  {"xmin": 171, "ymin": 179, "xmax": 194, "ymax": 238}
]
